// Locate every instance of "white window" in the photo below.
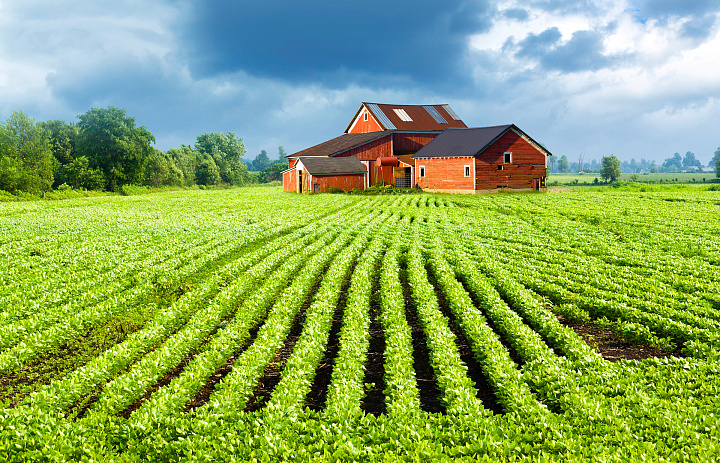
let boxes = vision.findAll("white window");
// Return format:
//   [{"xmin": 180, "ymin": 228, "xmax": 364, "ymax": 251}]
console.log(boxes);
[
  {"xmin": 393, "ymin": 108, "xmax": 413, "ymax": 122},
  {"xmin": 419, "ymin": 166, "xmax": 425, "ymax": 178},
  {"xmin": 464, "ymin": 165, "xmax": 471, "ymax": 177},
  {"xmin": 504, "ymin": 152, "xmax": 512, "ymax": 164}
]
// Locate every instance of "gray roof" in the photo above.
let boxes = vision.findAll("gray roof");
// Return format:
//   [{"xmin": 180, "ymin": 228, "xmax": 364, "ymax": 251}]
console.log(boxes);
[
  {"xmin": 298, "ymin": 156, "xmax": 367, "ymax": 175},
  {"xmin": 411, "ymin": 125, "xmax": 552, "ymax": 159}
]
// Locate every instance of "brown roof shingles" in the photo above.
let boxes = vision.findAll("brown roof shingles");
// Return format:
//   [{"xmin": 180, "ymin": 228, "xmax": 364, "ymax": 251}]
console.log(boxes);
[{"xmin": 288, "ymin": 131, "xmax": 391, "ymax": 158}]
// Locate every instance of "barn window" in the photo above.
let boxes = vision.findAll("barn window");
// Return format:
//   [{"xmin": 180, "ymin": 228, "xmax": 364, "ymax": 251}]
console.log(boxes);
[
  {"xmin": 364, "ymin": 112, "xmax": 368, "ymax": 121},
  {"xmin": 464, "ymin": 165, "xmax": 471, "ymax": 177},
  {"xmin": 497, "ymin": 165, "xmax": 504, "ymax": 171},
  {"xmin": 419, "ymin": 166, "xmax": 425, "ymax": 178},
  {"xmin": 504, "ymin": 152, "xmax": 512, "ymax": 164}
]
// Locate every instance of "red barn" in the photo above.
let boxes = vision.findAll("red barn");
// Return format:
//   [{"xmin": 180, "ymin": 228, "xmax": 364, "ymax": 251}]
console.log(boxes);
[
  {"xmin": 283, "ymin": 103, "xmax": 465, "ymax": 192},
  {"xmin": 412, "ymin": 125, "xmax": 551, "ymax": 193},
  {"xmin": 282, "ymin": 103, "xmax": 551, "ymax": 193}
]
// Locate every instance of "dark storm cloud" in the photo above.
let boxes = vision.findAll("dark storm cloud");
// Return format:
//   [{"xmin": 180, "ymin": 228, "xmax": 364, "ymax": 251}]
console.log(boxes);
[
  {"xmin": 512, "ymin": 27, "xmax": 627, "ymax": 73},
  {"xmin": 176, "ymin": 0, "xmax": 494, "ymax": 87}
]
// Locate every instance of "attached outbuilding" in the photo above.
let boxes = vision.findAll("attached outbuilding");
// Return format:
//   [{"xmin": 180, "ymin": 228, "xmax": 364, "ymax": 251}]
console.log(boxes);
[
  {"xmin": 412, "ymin": 124, "xmax": 551, "ymax": 193},
  {"xmin": 282, "ymin": 156, "xmax": 367, "ymax": 193}
]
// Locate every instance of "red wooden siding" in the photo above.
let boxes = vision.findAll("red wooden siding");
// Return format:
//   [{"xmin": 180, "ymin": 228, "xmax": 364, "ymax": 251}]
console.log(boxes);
[
  {"xmin": 334, "ymin": 134, "xmax": 392, "ymax": 185},
  {"xmin": 288, "ymin": 158, "xmax": 298, "ymax": 169},
  {"xmin": 393, "ymin": 132, "xmax": 439, "ymax": 153},
  {"xmin": 415, "ymin": 158, "xmax": 474, "ymax": 190},
  {"xmin": 311, "ymin": 174, "xmax": 365, "ymax": 192},
  {"xmin": 335, "ymin": 134, "xmax": 392, "ymax": 161},
  {"xmin": 348, "ymin": 109, "xmax": 383, "ymax": 133},
  {"xmin": 475, "ymin": 130, "xmax": 546, "ymax": 190},
  {"xmin": 283, "ymin": 169, "xmax": 297, "ymax": 192}
]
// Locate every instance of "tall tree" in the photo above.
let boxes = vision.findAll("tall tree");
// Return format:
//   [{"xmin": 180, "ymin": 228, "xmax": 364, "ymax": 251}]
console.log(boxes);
[
  {"xmin": 76, "ymin": 106, "xmax": 155, "ymax": 191},
  {"xmin": 252, "ymin": 149, "xmax": 271, "ymax": 171},
  {"xmin": 144, "ymin": 149, "xmax": 183, "ymax": 188},
  {"xmin": 195, "ymin": 132, "xmax": 250, "ymax": 185},
  {"xmin": 547, "ymin": 155, "xmax": 556, "ymax": 173},
  {"xmin": 194, "ymin": 132, "xmax": 245, "ymax": 161},
  {"xmin": 558, "ymin": 155, "xmax": 569, "ymax": 173},
  {"xmin": 601, "ymin": 155, "xmax": 621, "ymax": 182},
  {"xmin": 167, "ymin": 145, "xmax": 199, "ymax": 186},
  {"xmin": 277, "ymin": 145, "xmax": 287, "ymax": 160},
  {"xmin": 0, "ymin": 110, "xmax": 55, "ymax": 194},
  {"xmin": 683, "ymin": 151, "xmax": 702, "ymax": 169},
  {"xmin": 713, "ymin": 147, "xmax": 720, "ymax": 178}
]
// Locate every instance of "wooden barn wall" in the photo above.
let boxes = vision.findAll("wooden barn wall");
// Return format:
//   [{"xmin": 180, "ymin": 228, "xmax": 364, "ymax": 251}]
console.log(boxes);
[
  {"xmin": 393, "ymin": 132, "xmax": 438, "ymax": 153},
  {"xmin": 415, "ymin": 157, "xmax": 474, "ymax": 190},
  {"xmin": 335, "ymin": 135, "xmax": 393, "ymax": 161},
  {"xmin": 348, "ymin": 110, "xmax": 383, "ymax": 133},
  {"xmin": 312, "ymin": 174, "xmax": 365, "ymax": 192},
  {"xmin": 283, "ymin": 169, "xmax": 297, "ymax": 192},
  {"xmin": 475, "ymin": 130, "xmax": 547, "ymax": 190},
  {"xmin": 288, "ymin": 159, "xmax": 298, "ymax": 169},
  {"xmin": 335, "ymin": 135, "xmax": 392, "ymax": 186}
]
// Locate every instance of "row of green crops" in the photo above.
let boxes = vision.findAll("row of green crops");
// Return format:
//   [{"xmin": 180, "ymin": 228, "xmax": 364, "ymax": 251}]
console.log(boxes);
[{"xmin": 1, "ymin": 187, "xmax": 719, "ymax": 461}]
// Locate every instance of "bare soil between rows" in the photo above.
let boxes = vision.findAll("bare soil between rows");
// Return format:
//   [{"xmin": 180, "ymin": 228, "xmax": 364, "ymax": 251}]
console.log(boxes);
[{"xmin": 559, "ymin": 317, "xmax": 685, "ymax": 361}]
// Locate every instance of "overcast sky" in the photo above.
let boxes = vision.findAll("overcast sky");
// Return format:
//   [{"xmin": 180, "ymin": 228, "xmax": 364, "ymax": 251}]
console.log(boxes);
[{"xmin": 1, "ymin": 0, "xmax": 719, "ymax": 163}]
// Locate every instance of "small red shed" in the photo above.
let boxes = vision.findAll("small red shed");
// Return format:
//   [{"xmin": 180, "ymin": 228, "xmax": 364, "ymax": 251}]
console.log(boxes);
[{"xmin": 282, "ymin": 156, "xmax": 367, "ymax": 193}]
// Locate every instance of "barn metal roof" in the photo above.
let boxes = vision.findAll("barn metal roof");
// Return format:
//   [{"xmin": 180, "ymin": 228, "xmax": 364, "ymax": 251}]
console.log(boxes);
[
  {"xmin": 297, "ymin": 156, "xmax": 367, "ymax": 176},
  {"xmin": 288, "ymin": 131, "xmax": 391, "ymax": 158},
  {"xmin": 345, "ymin": 103, "xmax": 467, "ymax": 133},
  {"xmin": 411, "ymin": 125, "xmax": 553, "ymax": 159}
]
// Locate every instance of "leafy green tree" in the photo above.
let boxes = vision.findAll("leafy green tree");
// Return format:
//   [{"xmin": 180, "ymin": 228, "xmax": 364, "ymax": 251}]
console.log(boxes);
[
  {"xmin": 277, "ymin": 145, "xmax": 287, "ymax": 161},
  {"xmin": 194, "ymin": 132, "xmax": 245, "ymax": 161},
  {"xmin": 196, "ymin": 157, "xmax": 221, "ymax": 185},
  {"xmin": 76, "ymin": 106, "xmax": 155, "ymax": 191},
  {"xmin": 682, "ymin": 151, "xmax": 702, "ymax": 170},
  {"xmin": 601, "ymin": 155, "xmax": 621, "ymax": 182},
  {"xmin": 0, "ymin": 110, "xmax": 55, "ymax": 194},
  {"xmin": 194, "ymin": 132, "xmax": 250, "ymax": 185},
  {"xmin": 662, "ymin": 153, "xmax": 683, "ymax": 172},
  {"xmin": 714, "ymin": 146, "xmax": 720, "ymax": 178},
  {"xmin": 144, "ymin": 149, "xmax": 183, "ymax": 188},
  {"xmin": 39, "ymin": 119, "xmax": 78, "ymax": 166},
  {"xmin": 258, "ymin": 162, "xmax": 289, "ymax": 183},
  {"xmin": 61, "ymin": 156, "xmax": 105, "ymax": 190},
  {"xmin": 167, "ymin": 146, "xmax": 199, "ymax": 186},
  {"xmin": 558, "ymin": 155, "xmax": 569, "ymax": 173},
  {"xmin": 251, "ymin": 150, "xmax": 271, "ymax": 171}
]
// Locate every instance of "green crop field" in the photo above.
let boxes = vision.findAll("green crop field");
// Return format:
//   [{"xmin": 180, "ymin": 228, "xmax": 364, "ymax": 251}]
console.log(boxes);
[
  {"xmin": 1, "ymin": 187, "xmax": 719, "ymax": 461},
  {"xmin": 548, "ymin": 171, "xmax": 717, "ymax": 185}
]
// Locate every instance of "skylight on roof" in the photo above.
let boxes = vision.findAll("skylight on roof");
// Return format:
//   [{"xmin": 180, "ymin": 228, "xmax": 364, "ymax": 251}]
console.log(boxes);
[
  {"xmin": 393, "ymin": 108, "xmax": 413, "ymax": 122},
  {"xmin": 442, "ymin": 104, "xmax": 461, "ymax": 120}
]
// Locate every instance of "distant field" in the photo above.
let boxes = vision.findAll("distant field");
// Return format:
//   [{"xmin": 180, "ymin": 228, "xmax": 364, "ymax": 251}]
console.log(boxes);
[
  {"xmin": 1, "ymin": 187, "xmax": 720, "ymax": 461},
  {"xmin": 549, "ymin": 171, "xmax": 717, "ymax": 184}
]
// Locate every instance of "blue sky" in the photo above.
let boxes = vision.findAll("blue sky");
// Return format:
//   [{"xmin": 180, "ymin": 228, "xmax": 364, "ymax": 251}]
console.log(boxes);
[{"xmin": 1, "ymin": 0, "xmax": 719, "ymax": 164}]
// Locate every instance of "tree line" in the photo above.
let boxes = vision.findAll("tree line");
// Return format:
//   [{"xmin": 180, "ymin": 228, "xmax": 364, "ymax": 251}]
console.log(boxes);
[
  {"xmin": 549, "ymin": 149, "xmax": 720, "ymax": 177},
  {"xmin": 0, "ymin": 107, "xmax": 288, "ymax": 196}
]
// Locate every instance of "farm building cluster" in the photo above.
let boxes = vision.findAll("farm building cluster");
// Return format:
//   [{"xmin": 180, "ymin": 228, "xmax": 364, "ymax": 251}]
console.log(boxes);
[{"xmin": 282, "ymin": 103, "xmax": 552, "ymax": 194}]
